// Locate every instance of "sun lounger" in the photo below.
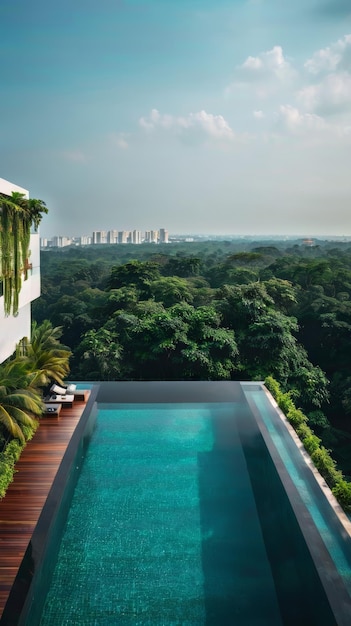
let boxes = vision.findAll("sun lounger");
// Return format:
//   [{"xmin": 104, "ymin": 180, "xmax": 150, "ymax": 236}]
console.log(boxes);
[
  {"xmin": 44, "ymin": 394, "xmax": 74, "ymax": 408},
  {"xmin": 50, "ymin": 384, "xmax": 88, "ymax": 402},
  {"xmin": 50, "ymin": 383, "xmax": 77, "ymax": 395}
]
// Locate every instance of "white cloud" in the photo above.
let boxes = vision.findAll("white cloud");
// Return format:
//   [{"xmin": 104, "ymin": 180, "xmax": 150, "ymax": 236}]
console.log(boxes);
[
  {"xmin": 227, "ymin": 45, "xmax": 297, "ymax": 99},
  {"xmin": 243, "ymin": 56, "xmax": 263, "ymax": 70},
  {"xmin": 275, "ymin": 104, "xmax": 351, "ymax": 140},
  {"xmin": 305, "ymin": 47, "xmax": 342, "ymax": 75},
  {"xmin": 185, "ymin": 110, "xmax": 234, "ymax": 139},
  {"xmin": 304, "ymin": 34, "xmax": 351, "ymax": 74},
  {"xmin": 139, "ymin": 109, "xmax": 175, "ymax": 132},
  {"xmin": 138, "ymin": 37, "xmax": 351, "ymax": 148},
  {"xmin": 139, "ymin": 109, "xmax": 235, "ymax": 140},
  {"xmin": 238, "ymin": 45, "xmax": 294, "ymax": 82},
  {"xmin": 278, "ymin": 105, "xmax": 327, "ymax": 133},
  {"xmin": 139, "ymin": 108, "xmax": 160, "ymax": 131},
  {"xmin": 298, "ymin": 71, "xmax": 351, "ymax": 114}
]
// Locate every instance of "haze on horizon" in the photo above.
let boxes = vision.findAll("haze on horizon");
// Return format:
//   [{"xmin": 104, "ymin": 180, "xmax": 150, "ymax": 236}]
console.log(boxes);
[{"xmin": 1, "ymin": 0, "xmax": 351, "ymax": 239}]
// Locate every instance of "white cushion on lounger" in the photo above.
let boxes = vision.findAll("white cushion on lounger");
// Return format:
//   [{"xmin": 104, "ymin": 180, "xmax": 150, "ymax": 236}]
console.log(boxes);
[
  {"xmin": 66, "ymin": 384, "xmax": 76, "ymax": 392},
  {"xmin": 51, "ymin": 384, "xmax": 67, "ymax": 395}
]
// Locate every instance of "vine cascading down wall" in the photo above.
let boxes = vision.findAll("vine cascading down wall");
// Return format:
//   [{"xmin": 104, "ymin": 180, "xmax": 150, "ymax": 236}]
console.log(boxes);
[{"xmin": 0, "ymin": 192, "xmax": 48, "ymax": 316}]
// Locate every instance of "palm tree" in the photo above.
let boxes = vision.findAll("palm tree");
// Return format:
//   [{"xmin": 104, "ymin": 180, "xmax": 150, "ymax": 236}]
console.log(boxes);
[
  {"xmin": 0, "ymin": 359, "xmax": 43, "ymax": 443},
  {"xmin": 19, "ymin": 320, "xmax": 72, "ymax": 388},
  {"xmin": 0, "ymin": 321, "xmax": 71, "ymax": 444},
  {"xmin": 27, "ymin": 197, "xmax": 48, "ymax": 230}
]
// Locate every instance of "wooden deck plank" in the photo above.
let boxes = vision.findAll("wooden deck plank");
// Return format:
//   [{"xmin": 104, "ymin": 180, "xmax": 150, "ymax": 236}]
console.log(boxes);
[{"xmin": 0, "ymin": 393, "xmax": 90, "ymax": 619}]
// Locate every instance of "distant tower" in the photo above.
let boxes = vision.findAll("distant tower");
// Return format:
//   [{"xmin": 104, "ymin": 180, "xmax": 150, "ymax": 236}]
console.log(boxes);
[
  {"xmin": 159, "ymin": 228, "xmax": 169, "ymax": 243},
  {"xmin": 150, "ymin": 230, "xmax": 158, "ymax": 244},
  {"xmin": 60, "ymin": 236, "xmax": 71, "ymax": 247},
  {"xmin": 132, "ymin": 230, "xmax": 142, "ymax": 244},
  {"xmin": 92, "ymin": 230, "xmax": 107, "ymax": 244},
  {"xmin": 118, "ymin": 230, "xmax": 129, "ymax": 243},
  {"xmin": 52, "ymin": 236, "xmax": 71, "ymax": 247},
  {"xmin": 107, "ymin": 230, "xmax": 118, "ymax": 244},
  {"xmin": 79, "ymin": 235, "xmax": 91, "ymax": 245}
]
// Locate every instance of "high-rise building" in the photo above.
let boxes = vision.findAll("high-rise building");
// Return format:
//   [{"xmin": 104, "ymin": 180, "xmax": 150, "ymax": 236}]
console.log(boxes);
[
  {"xmin": 107, "ymin": 230, "xmax": 118, "ymax": 244},
  {"xmin": 144, "ymin": 230, "xmax": 159, "ymax": 243},
  {"xmin": 51, "ymin": 236, "xmax": 72, "ymax": 248},
  {"xmin": 132, "ymin": 230, "xmax": 142, "ymax": 244},
  {"xmin": 92, "ymin": 231, "xmax": 107, "ymax": 244},
  {"xmin": 78, "ymin": 235, "xmax": 91, "ymax": 246},
  {"xmin": 0, "ymin": 177, "xmax": 41, "ymax": 363},
  {"xmin": 118, "ymin": 231, "xmax": 129, "ymax": 244},
  {"xmin": 159, "ymin": 228, "xmax": 169, "ymax": 243}
]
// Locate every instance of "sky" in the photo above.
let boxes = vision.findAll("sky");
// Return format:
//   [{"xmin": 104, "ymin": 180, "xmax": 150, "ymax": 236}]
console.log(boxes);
[{"xmin": 1, "ymin": 0, "xmax": 351, "ymax": 238}]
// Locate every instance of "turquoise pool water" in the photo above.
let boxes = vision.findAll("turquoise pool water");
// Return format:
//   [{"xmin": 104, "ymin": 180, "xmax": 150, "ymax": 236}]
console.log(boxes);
[
  {"xmin": 41, "ymin": 405, "xmax": 281, "ymax": 626},
  {"xmin": 35, "ymin": 399, "xmax": 341, "ymax": 625}
]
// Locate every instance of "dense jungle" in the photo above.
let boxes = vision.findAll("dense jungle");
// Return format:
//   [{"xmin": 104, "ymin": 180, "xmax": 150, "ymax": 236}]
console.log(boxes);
[{"xmin": 33, "ymin": 239, "xmax": 351, "ymax": 477}]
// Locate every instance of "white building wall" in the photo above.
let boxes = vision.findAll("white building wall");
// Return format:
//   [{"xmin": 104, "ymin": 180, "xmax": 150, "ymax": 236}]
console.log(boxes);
[
  {"xmin": 0, "ymin": 178, "xmax": 40, "ymax": 363},
  {"xmin": 0, "ymin": 177, "xmax": 28, "ymax": 199},
  {"xmin": 0, "ymin": 303, "xmax": 31, "ymax": 363}
]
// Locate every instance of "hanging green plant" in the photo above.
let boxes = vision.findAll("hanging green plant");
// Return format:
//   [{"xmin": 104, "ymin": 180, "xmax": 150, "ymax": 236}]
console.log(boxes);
[{"xmin": 0, "ymin": 192, "xmax": 48, "ymax": 316}]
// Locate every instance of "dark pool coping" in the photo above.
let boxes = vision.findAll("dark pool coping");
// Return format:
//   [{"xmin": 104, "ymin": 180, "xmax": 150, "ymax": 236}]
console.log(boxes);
[
  {"xmin": 246, "ymin": 384, "xmax": 351, "ymax": 626},
  {"xmin": 2, "ymin": 381, "xmax": 351, "ymax": 625},
  {"xmin": 257, "ymin": 383, "xmax": 351, "ymax": 538},
  {"xmin": 94, "ymin": 380, "xmax": 245, "ymax": 404}
]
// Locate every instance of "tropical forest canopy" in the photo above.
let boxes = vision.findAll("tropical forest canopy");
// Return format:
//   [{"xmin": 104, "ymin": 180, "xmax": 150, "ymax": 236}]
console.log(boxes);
[{"xmin": 33, "ymin": 239, "xmax": 351, "ymax": 476}]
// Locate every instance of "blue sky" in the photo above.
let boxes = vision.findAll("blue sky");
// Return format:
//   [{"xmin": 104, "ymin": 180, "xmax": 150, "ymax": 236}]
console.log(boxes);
[{"xmin": 1, "ymin": 0, "xmax": 351, "ymax": 237}]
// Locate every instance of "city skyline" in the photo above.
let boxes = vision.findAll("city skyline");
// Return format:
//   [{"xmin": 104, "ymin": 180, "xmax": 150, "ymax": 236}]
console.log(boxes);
[
  {"xmin": 41, "ymin": 228, "xmax": 351, "ymax": 248},
  {"xmin": 42, "ymin": 227, "xmax": 169, "ymax": 247},
  {"xmin": 1, "ymin": 1, "xmax": 351, "ymax": 238}
]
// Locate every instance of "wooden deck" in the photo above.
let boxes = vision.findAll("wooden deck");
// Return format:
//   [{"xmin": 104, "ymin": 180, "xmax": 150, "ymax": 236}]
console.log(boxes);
[{"xmin": 0, "ymin": 393, "xmax": 90, "ymax": 619}]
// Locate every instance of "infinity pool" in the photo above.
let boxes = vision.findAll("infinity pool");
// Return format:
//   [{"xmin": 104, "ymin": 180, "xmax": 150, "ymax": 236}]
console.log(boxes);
[
  {"xmin": 4, "ymin": 382, "xmax": 351, "ymax": 625},
  {"xmin": 40, "ymin": 403, "xmax": 283, "ymax": 625}
]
